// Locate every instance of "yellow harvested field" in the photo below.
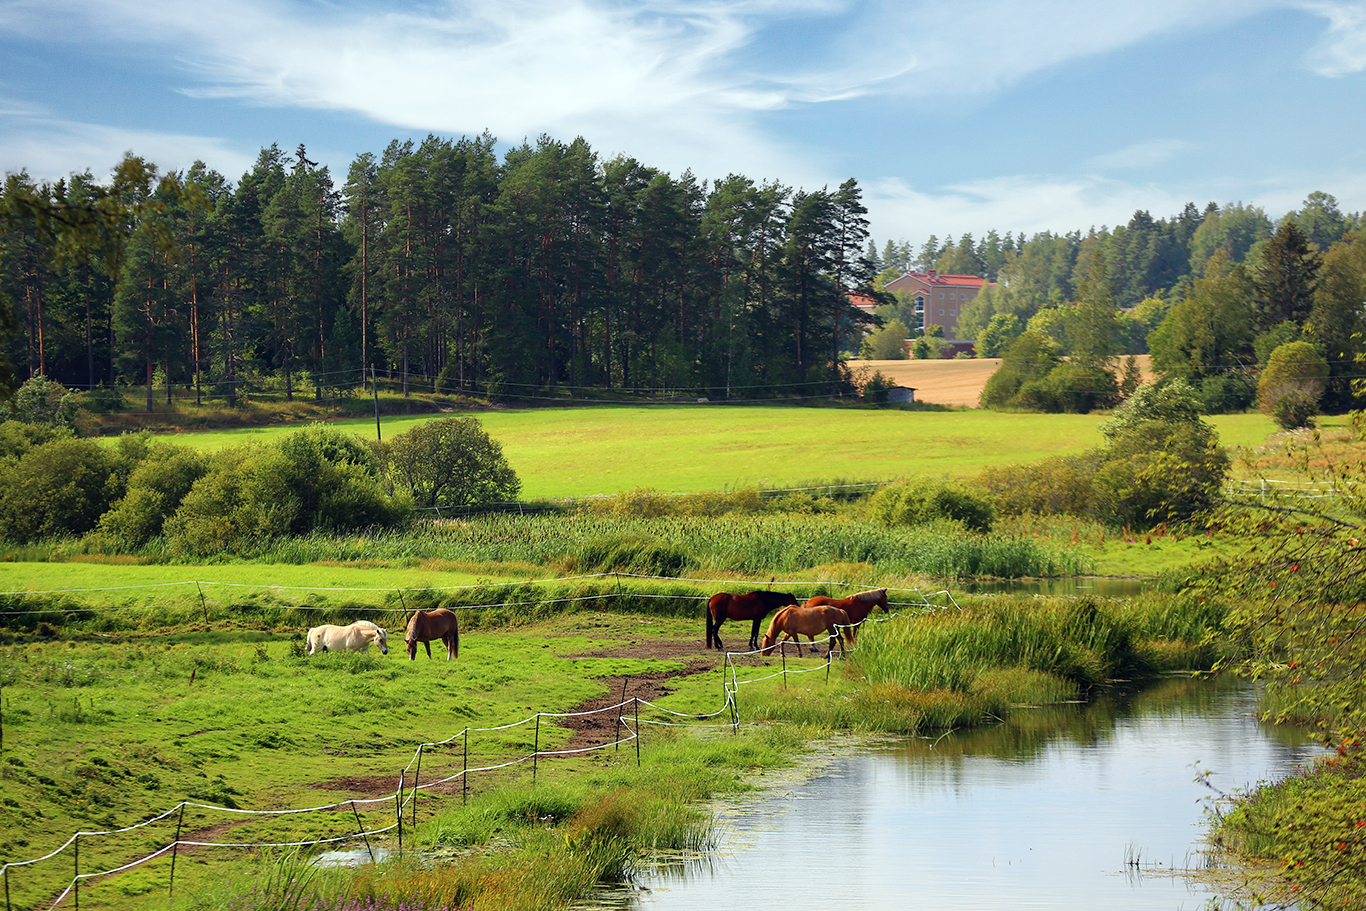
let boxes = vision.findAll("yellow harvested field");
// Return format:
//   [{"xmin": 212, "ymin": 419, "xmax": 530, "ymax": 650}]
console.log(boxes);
[{"xmin": 849, "ymin": 355, "xmax": 1155, "ymax": 407}]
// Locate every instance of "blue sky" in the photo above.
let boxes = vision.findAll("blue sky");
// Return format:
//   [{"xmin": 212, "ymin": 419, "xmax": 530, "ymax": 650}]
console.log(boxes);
[{"xmin": 2, "ymin": 0, "xmax": 1364, "ymax": 248}]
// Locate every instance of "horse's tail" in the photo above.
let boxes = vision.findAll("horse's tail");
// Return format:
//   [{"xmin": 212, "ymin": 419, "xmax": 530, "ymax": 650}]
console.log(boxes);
[
  {"xmin": 704, "ymin": 597, "xmax": 718, "ymax": 649},
  {"xmin": 451, "ymin": 616, "xmax": 460, "ymax": 659}
]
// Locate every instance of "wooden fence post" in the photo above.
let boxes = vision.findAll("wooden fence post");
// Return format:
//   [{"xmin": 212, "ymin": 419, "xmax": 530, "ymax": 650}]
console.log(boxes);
[
  {"xmin": 169, "ymin": 802, "xmax": 185, "ymax": 904},
  {"xmin": 412, "ymin": 745, "xmax": 422, "ymax": 826},
  {"xmin": 351, "ymin": 801, "xmax": 375, "ymax": 863}
]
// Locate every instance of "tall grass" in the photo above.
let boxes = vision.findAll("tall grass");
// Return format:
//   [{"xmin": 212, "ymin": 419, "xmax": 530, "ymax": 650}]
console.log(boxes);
[
  {"xmin": 852, "ymin": 593, "xmax": 1230, "ymax": 696},
  {"xmin": 163, "ymin": 513, "xmax": 1087, "ymax": 579}
]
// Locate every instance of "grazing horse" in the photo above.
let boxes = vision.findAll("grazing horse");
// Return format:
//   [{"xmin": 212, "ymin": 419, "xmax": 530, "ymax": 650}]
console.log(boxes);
[
  {"xmin": 306, "ymin": 620, "xmax": 389, "ymax": 655},
  {"xmin": 760, "ymin": 605, "xmax": 854, "ymax": 656},
  {"xmin": 405, "ymin": 608, "xmax": 460, "ymax": 661},
  {"xmin": 705, "ymin": 589, "xmax": 800, "ymax": 651},
  {"xmin": 801, "ymin": 588, "xmax": 889, "ymax": 637}
]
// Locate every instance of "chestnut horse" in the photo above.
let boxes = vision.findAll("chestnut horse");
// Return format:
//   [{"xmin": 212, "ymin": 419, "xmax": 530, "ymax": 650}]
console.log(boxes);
[
  {"xmin": 405, "ymin": 608, "xmax": 460, "ymax": 661},
  {"xmin": 705, "ymin": 589, "xmax": 799, "ymax": 651},
  {"xmin": 760, "ymin": 605, "xmax": 853, "ymax": 656},
  {"xmin": 801, "ymin": 588, "xmax": 889, "ymax": 634}
]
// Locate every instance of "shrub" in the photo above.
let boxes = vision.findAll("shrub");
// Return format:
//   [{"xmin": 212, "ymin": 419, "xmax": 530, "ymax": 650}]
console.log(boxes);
[
  {"xmin": 866, "ymin": 478, "xmax": 994, "ymax": 533},
  {"xmin": 970, "ymin": 455, "xmax": 1098, "ymax": 518},
  {"xmin": 164, "ymin": 445, "xmax": 297, "ymax": 556},
  {"xmin": 164, "ymin": 428, "xmax": 406, "ymax": 555},
  {"xmin": 860, "ymin": 320, "xmax": 909, "ymax": 360},
  {"xmin": 274, "ymin": 424, "xmax": 400, "ymax": 532},
  {"xmin": 8, "ymin": 376, "xmax": 81, "ymax": 430},
  {"xmin": 0, "ymin": 420, "xmax": 62, "ymax": 460},
  {"xmin": 383, "ymin": 416, "xmax": 520, "ymax": 510},
  {"xmin": 1093, "ymin": 420, "xmax": 1229, "ymax": 526},
  {"xmin": 980, "ymin": 332, "xmax": 1061, "ymax": 409},
  {"xmin": 0, "ymin": 437, "xmax": 117, "ymax": 541},
  {"xmin": 1258, "ymin": 341, "xmax": 1328, "ymax": 430},
  {"xmin": 98, "ymin": 445, "xmax": 208, "ymax": 545},
  {"xmin": 1197, "ymin": 373, "xmax": 1257, "ymax": 414}
]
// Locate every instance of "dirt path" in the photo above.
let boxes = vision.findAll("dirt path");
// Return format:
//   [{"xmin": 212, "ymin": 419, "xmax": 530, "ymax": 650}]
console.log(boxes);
[{"xmin": 315, "ymin": 628, "xmax": 732, "ymax": 798}]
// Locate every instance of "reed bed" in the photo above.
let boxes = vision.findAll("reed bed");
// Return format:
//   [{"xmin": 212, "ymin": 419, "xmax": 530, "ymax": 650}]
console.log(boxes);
[
  {"xmin": 851, "ymin": 593, "xmax": 1230, "ymax": 699},
  {"xmin": 148, "ymin": 513, "xmax": 1087, "ymax": 579}
]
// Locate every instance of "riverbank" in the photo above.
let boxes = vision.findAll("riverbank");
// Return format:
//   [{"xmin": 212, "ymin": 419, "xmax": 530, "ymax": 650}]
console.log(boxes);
[{"xmin": 0, "ymin": 587, "xmax": 1237, "ymax": 910}]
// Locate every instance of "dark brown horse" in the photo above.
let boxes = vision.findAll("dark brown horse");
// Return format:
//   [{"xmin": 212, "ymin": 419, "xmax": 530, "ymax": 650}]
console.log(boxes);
[
  {"xmin": 705, "ymin": 589, "xmax": 799, "ymax": 651},
  {"xmin": 801, "ymin": 588, "xmax": 889, "ymax": 633},
  {"xmin": 405, "ymin": 608, "xmax": 460, "ymax": 661}
]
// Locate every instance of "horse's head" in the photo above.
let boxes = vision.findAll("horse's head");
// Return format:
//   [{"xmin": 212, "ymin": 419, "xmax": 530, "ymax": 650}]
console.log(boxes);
[
  {"xmin": 375, "ymin": 627, "xmax": 389, "ymax": 655},
  {"xmin": 759, "ymin": 632, "xmax": 777, "ymax": 656}
]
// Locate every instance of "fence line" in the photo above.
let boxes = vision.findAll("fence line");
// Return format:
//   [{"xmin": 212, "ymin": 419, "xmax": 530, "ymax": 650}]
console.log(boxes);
[{"xmin": 0, "ymin": 587, "xmax": 955, "ymax": 909}]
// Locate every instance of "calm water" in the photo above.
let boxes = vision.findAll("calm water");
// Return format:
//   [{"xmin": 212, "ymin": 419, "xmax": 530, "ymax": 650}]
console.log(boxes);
[{"xmin": 626, "ymin": 677, "xmax": 1320, "ymax": 911}]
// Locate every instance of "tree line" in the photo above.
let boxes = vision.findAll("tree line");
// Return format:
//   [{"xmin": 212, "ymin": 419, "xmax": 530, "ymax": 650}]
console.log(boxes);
[
  {"xmin": 868, "ymin": 193, "xmax": 1366, "ymax": 419},
  {"xmin": 0, "ymin": 135, "xmax": 878, "ymax": 408}
]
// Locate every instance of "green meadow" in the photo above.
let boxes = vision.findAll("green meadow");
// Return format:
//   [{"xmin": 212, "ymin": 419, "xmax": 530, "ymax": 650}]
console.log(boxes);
[{"xmin": 146, "ymin": 405, "xmax": 1283, "ymax": 499}]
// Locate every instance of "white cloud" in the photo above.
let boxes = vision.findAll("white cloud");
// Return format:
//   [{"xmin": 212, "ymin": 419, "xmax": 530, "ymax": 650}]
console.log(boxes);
[
  {"xmin": 1085, "ymin": 140, "xmax": 1192, "ymax": 171},
  {"xmin": 0, "ymin": 0, "xmax": 1311, "ymax": 182},
  {"xmin": 0, "ymin": 104, "xmax": 254, "ymax": 183},
  {"xmin": 1301, "ymin": 1, "xmax": 1366, "ymax": 75},
  {"xmin": 864, "ymin": 169, "xmax": 1366, "ymax": 246},
  {"xmin": 812, "ymin": 0, "xmax": 1282, "ymax": 100},
  {"xmin": 864, "ymin": 174, "xmax": 1187, "ymax": 243}
]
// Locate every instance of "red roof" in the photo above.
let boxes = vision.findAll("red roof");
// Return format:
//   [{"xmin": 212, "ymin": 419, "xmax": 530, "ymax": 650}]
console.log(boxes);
[
  {"xmin": 848, "ymin": 291, "xmax": 880, "ymax": 311},
  {"xmin": 887, "ymin": 270, "xmax": 990, "ymax": 291}
]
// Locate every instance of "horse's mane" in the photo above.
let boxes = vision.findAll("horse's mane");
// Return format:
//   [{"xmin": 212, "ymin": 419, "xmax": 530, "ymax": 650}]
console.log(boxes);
[
  {"xmin": 851, "ymin": 589, "xmax": 887, "ymax": 604},
  {"xmin": 353, "ymin": 619, "xmax": 380, "ymax": 630}
]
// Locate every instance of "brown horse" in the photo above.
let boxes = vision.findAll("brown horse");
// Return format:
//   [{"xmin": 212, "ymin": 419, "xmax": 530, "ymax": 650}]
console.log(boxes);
[
  {"xmin": 760, "ymin": 605, "xmax": 853, "ymax": 656},
  {"xmin": 705, "ymin": 589, "xmax": 799, "ymax": 651},
  {"xmin": 405, "ymin": 608, "xmax": 460, "ymax": 661},
  {"xmin": 801, "ymin": 588, "xmax": 889, "ymax": 633}
]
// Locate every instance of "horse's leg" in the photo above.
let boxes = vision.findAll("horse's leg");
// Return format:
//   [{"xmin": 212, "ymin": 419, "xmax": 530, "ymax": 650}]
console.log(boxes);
[
  {"xmin": 749, "ymin": 617, "xmax": 764, "ymax": 652},
  {"xmin": 423, "ymin": 640, "xmax": 433, "ymax": 659}
]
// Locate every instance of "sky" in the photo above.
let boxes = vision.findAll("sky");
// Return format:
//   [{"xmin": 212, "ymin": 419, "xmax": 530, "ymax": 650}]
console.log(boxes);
[{"xmin": 1, "ymin": 0, "xmax": 1364, "ymax": 249}]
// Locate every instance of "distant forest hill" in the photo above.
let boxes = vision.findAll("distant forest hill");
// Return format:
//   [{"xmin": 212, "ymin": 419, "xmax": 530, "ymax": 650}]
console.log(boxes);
[
  {"xmin": 0, "ymin": 135, "xmax": 882, "ymax": 407},
  {"xmin": 867, "ymin": 193, "xmax": 1365, "ymax": 361}
]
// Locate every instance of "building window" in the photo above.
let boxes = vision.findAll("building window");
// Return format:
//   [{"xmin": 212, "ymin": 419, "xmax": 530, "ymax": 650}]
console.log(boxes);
[{"xmin": 939, "ymin": 309, "xmax": 945, "ymax": 316}]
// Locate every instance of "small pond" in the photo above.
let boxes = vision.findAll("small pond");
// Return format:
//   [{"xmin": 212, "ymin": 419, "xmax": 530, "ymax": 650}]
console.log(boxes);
[{"xmin": 618, "ymin": 676, "xmax": 1320, "ymax": 910}]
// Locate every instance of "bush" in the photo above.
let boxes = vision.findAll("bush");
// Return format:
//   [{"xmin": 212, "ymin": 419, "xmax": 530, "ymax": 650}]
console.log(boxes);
[
  {"xmin": 1258, "ymin": 341, "xmax": 1328, "ymax": 430},
  {"xmin": 860, "ymin": 320, "xmax": 909, "ymax": 360},
  {"xmin": 1093, "ymin": 421, "xmax": 1230, "ymax": 526},
  {"xmin": 0, "ymin": 437, "xmax": 117, "ymax": 541},
  {"xmin": 866, "ymin": 478, "xmax": 994, "ymax": 533},
  {"xmin": 383, "ymin": 416, "xmax": 521, "ymax": 510},
  {"xmin": 164, "ymin": 428, "xmax": 406, "ymax": 556},
  {"xmin": 980, "ymin": 332, "xmax": 1061, "ymax": 409},
  {"xmin": 8, "ymin": 376, "xmax": 81, "ymax": 430},
  {"xmin": 98, "ymin": 445, "xmax": 208, "ymax": 545},
  {"xmin": 970, "ymin": 455, "xmax": 1098, "ymax": 519},
  {"xmin": 1197, "ymin": 373, "xmax": 1257, "ymax": 414}
]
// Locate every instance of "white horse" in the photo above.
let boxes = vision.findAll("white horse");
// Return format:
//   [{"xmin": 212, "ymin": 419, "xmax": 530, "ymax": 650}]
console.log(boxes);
[{"xmin": 306, "ymin": 620, "xmax": 389, "ymax": 656}]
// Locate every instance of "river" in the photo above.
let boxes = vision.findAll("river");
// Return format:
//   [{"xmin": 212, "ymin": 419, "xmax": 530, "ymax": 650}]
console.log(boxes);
[{"xmin": 621, "ymin": 676, "xmax": 1320, "ymax": 911}]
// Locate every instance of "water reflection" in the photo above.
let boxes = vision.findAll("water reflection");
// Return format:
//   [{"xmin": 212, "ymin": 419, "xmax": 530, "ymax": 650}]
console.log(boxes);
[{"xmin": 619, "ymin": 677, "xmax": 1320, "ymax": 911}]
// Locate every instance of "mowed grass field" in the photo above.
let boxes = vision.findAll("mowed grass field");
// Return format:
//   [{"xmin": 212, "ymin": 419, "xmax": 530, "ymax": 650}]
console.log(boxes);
[{"xmin": 150, "ymin": 404, "xmax": 1283, "ymax": 500}]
